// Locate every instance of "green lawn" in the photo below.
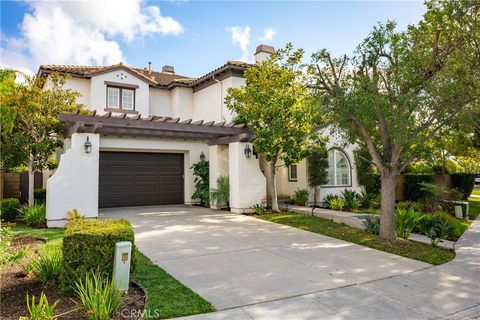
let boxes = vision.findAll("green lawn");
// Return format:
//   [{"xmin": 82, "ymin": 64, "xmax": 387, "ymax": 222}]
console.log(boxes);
[
  {"xmin": 471, "ymin": 189, "xmax": 480, "ymax": 196},
  {"xmin": 134, "ymin": 251, "xmax": 214, "ymax": 318},
  {"xmin": 257, "ymin": 213, "xmax": 455, "ymax": 265},
  {"xmin": 10, "ymin": 225, "xmax": 214, "ymax": 319},
  {"xmin": 469, "ymin": 196, "xmax": 480, "ymax": 220}
]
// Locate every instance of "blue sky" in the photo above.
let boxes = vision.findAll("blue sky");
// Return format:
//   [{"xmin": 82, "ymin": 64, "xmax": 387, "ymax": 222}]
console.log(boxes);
[{"xmin": 1, "ymin": 1, "xmax": 426, "ymax": 77}]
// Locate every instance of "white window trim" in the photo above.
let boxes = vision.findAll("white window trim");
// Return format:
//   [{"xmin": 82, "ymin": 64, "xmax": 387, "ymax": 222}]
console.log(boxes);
[
  {"xmin": 106, "ymin": 85, "xmax": 136, "ymax": 110},
  {"xmin": 288, "ymin": 164, "xmax": 298, "ymax": 182},
  {"xmin": 323, "ymin": 148, "xmax": 351, "ymax": 187}
]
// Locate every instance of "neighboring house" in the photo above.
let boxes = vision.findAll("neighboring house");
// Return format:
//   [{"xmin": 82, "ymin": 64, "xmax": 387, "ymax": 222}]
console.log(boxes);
[{"xmin": 40, "ymin": 44, "xmax": 361, "ymax": 227}]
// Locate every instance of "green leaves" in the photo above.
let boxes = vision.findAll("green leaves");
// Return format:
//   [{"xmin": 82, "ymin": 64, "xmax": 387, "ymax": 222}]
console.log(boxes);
[
  {"xmin": 226, "ymin": 43, "xmax": 324, "ymax": 167},
  {"xmin": 1, "ymin": 72, "xmax": 83, "ymax": 171}
]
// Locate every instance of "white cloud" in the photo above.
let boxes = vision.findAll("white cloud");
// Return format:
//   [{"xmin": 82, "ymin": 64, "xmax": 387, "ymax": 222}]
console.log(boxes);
[
  {"xmin": 0, "ymin": 0, "xmax": 184, "ymax": 74},
  {"xmin": 258, "ymin": 27, "xmax": 277, "ymax": 42},
  {"xmin": 226, "ymin": 26, "xmax": 251, "ymax": 62}
]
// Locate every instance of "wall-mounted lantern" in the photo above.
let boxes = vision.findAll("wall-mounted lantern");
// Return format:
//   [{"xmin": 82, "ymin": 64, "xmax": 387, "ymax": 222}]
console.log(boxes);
[
  {"xmin": 200, "ymin": 151, "xmax": 206, "ymax": 161},
  {"xmin": 84, "ymin": 136, "xmax": 92, "ymax": 154},
  {"xmin": 244, "ymin": 144, "xmax": 252, "ymax": 158}
]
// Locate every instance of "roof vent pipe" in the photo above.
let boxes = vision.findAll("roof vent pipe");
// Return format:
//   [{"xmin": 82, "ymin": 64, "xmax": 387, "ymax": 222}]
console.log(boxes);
[{"xmin": 148, "ymin": 62, "xmax": 152, "ymax": 71}]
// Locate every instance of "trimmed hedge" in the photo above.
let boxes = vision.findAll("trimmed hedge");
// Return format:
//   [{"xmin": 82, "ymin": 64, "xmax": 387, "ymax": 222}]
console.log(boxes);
[
  {"xmin": 34, "ymin": 188, "xmax": 46, "ymax": 204},
  {"xmin": 0, "ymin": 198, "xmax": 21, "ymax": 221},
  {"xmin": 61, "ymin": 218, "xmax": 136, "ymax": 291},
  {"xmin": 403, "ymin": 174, "xmax": 434, "ymax": 201},
  {"xmin": 450, "ymin": 173, "xmax": 475, "ymax": 200}
]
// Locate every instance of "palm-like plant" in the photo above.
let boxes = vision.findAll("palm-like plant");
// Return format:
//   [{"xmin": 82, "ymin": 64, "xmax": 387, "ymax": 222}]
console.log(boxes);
[
  {"xmin": 210, "ymin": 176, "xmax": 230, "ymax": 208},
  {"xmin": 395, "ymin": 208, "xmax": 424, "ymax": 240}
]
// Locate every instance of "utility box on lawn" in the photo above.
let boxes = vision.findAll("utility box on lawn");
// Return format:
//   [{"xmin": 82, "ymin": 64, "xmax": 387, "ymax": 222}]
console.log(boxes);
[{"xmin": 113, "ymin": 241, "xmax": 132, "ymax": 292}]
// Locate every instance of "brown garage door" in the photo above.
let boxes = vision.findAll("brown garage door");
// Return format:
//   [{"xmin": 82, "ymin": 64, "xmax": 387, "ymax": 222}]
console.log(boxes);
[{"xmin": 99, "ymin": 152, "xmax": 184, "ymax": 208}]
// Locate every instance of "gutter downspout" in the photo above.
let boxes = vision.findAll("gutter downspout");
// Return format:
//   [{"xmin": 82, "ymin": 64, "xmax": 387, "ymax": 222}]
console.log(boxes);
[{"xmin": 212, "ymin": 75, "xmax": 224, "ymax": 122}]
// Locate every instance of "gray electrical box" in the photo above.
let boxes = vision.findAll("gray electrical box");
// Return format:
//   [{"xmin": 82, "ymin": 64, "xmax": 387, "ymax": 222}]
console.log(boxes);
[{"xmin": 113, "ymin": 241, "xmax": 132, "ymax": 292}]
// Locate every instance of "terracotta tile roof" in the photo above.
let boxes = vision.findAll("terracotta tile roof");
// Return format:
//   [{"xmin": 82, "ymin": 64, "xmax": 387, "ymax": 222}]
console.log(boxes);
[
  {"xmin": 134, "ymin": 68, "xmax": 194, "ymax": 86},
  {"xmin": 38, "ymin": 60, "xmax": 252, "ymax": 89}
]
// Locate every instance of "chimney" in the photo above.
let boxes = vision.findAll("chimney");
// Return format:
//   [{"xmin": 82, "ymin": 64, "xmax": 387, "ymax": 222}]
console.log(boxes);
[
  {"xmin": 162, "ymin": 65, "xmax": 175, "ymax": 74},
  {"xmin": 254, "ymin": 44, "xmax": 275, "ymax": 63},
  {"xmin": 148, "ymin": 61, "xmax": 152, "ymax": 72}
]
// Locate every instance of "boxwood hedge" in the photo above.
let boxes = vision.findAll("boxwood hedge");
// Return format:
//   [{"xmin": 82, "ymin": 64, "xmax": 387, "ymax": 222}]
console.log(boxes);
[{"xmin": 61, "ymin": 218, "xmax": 136, "ymax": 290}]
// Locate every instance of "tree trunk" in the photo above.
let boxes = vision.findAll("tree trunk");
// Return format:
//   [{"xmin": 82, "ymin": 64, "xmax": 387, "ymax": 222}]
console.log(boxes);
[
  {"xmin": 269, "ymin": 159, "xmax": 279, "ymax": 212},
  {"xmin": 379, "ymin": 172, "xmax": 397, "ymax": 240},
  {"xmin": 28, "ymin": 156, "xmax": 35, "ymax": 205}
]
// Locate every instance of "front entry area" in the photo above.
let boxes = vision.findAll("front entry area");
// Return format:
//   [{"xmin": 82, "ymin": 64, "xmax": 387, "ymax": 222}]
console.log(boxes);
[{"xmin": 99, "ymin": 152, "xmax": 184, "ymax": 208}]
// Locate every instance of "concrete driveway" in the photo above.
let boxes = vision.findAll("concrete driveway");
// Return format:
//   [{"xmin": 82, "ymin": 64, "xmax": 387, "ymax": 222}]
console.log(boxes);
[{"xmin": 101, "ymin": 205, "xmax": 429, "ymax": 310}]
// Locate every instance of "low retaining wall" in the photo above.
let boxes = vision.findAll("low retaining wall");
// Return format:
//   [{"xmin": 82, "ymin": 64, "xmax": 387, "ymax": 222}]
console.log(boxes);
[{"xmin": 279, "ymin": 204, "xmax": 455, "ymax": 250}]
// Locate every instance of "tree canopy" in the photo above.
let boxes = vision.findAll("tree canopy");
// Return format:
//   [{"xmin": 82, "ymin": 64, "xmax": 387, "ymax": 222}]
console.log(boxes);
[
  {"xmin": 312, "ymin": 0, "xmax": 479, "ymax": 239},
  {"xmin": 226, "ymin": 43, "xmax": 324, "ymax": 211}
]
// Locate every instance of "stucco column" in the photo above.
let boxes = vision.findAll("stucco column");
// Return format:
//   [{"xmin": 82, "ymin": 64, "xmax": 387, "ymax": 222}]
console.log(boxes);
[
  {"xmin": 46, "ymin": 133, "xmax": 99, "ymax": 227},
  {"xmin": 209, "ymin": 145, "xmax": 229, "ymax": 208},
  {"xmin": 228, "ymin": 142, "xmax": 266, "ymax": 213}
]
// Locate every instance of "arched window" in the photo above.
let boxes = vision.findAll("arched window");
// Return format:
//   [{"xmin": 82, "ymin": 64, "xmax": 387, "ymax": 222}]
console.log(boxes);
[{"xmin": 326, "ymin": 148, "xmax": 351, "ymax": 186}]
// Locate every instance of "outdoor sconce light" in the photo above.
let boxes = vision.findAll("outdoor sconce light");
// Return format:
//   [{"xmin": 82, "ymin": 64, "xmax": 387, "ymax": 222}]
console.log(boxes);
[
  {"xmin": 84, "ymin": 136, "xmax": 92, "ymax": 154},
  {"xmin": 244, "ymin": 144, "xmax": 252, "ymax": 158},
  {"xmin": 200, "ymin": 151, "xmax": 206, "ymax": 161}
]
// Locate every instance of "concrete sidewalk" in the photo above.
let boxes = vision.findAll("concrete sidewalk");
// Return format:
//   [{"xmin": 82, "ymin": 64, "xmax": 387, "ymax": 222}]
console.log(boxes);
[{"xmin": 179, "ymin": 215, "xmax": 480, "ymax": 320}]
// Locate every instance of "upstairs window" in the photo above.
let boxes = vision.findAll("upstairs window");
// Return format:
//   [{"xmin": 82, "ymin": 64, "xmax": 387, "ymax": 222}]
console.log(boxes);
[
  {"xmin": 326, "ymin": 148, "xmax": 351, "ymax": 186},
  {"xmin": 107, "ymin": 86, "xmax": 135, "ymax": 110}
]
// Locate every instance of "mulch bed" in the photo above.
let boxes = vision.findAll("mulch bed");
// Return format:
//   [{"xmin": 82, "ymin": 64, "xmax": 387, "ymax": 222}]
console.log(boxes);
[{"xmin": 1, "ymin": 237, "xmax": 146, "ymax": 319}]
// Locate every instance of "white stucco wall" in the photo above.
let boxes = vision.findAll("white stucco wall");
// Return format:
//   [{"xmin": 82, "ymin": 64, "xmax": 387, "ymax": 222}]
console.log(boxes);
[
  {"xmin": 61, "ymin": 78, "xmax": 91, "ymax": 108},
  {"xmin": 277, "ymin": 159, "xmax": 308, "ymax": 197},
  {"xmin": 276, "ymin": 128, "xmax": 363, "ymax": 203},
  {"xmin": 209, "ymin": 145, "xmax": 229, "ymax": 208},
  {"xmin": 46, "ymin": 133, "xmax": 99, "ymax": 227},
  {"xmin": 90, "ymin": 70, "xmax": 150, "ymax": 116},
  {"xmin": 100, "ymin": 137, "xmax": 208, "ymax": 204},
  {"xmin": 192, "ymin": 77, "xmax": 245, "ymax": 123},
  {"xmin": 149, "ymin": 87, "xmax": 172, "ymax": 117},
  {"xmin": 170, "ymin": 87, "xmax": 193, "ymax": 120},
  {"xmin": 229, "ymin": 142, "xmax": 266, "ymax": 213}
]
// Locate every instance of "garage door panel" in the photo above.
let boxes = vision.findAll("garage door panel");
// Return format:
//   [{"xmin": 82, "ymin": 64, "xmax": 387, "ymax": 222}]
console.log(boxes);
[{"xmin": 99, "ymin": 152, "xmax": 184, "ymax": 208}]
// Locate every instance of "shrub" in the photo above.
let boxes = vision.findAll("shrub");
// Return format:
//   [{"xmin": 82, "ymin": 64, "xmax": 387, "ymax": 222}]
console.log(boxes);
[
  {"xmin": 210, "ymin": 175, "xmax": 229, "ymax": 207},
  {"xmin": 323, "ymin": 194, "xmax": 340, "ymax": 208},
  {"xmin": 329, "ymin": 198, "xmax": 345, "ymax": 211},
  {"xmin": 67, "ymin": 209, "xmax": 85, "ymax": 221},
  {"xmin": 0, "ymin": 198, "xmax": 21, "ymax": 221},
  {"xmin": 395, "ymin": 208, "xmax": 424, "ymax": 240},
  {"xmin": 416, "ymin": 211, "xmax": 463, "ymax": 240},
  {"xmin": 359, "ymin": 192, "xmax": 374, "ymax": 209},
  {"xmin": 362, "ymin": 215, "xmax": 380, "ymax": 235},
  {"xmin": 403, "ymin": 174, "xmax": 434, "ymax": 201},
  {"xmin": 31, "ymin": 247, "xmax": 62, "ymax": 283},
  {"xmin": 251, "ymin": 204, "xmax": 266, "ymax": 215},
  {"xmin": 291, "ymin": 188, "xmax": 310, "ymax": 206},
  {"xmin": 450, "ymin": 173, "xmax": 475, "ymax": 200},
  {"xmin": 420, "ymin": 182, "xmax": 463, "ymax": 212},
  {"xmin": 34, "ymin": 189, "xmax": 46, "ymax": 204},
  {"xmin": 353, "ymin": 147, "xmax": 381, "ymax": 195},
  {"xmin": 191, "ymin": 160, "xmax": 210, "ymax": 207},
  {"xmin": 22, "ymin": 203, "xmax": 46, "ymax": 228},
  {"xmin": 24, "ymin": 292, "xmax": 58, "ymax": 320},
  {"xmin": 74, "ymin": 272, "xmax": 123, "ymax": 320},
  {"xmin": 341, "ymin": 189, "xmax": 360, "ymax": 210},
  {"xmin": 62, "ymin": 218, "xmax": 136, "ymax": 291}
]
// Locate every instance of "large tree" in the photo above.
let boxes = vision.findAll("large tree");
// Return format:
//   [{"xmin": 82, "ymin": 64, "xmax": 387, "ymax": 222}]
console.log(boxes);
[
  {"xmin": 2, "ymin": 72, "xmax": 81, "ymax": 204},
  {"xmin": 226, "ymin": 44, "xmax": 323, "ymax": 212},
  {"xmin": 312, "ymin": 1, "xmax": 479, "ymax": 240}
]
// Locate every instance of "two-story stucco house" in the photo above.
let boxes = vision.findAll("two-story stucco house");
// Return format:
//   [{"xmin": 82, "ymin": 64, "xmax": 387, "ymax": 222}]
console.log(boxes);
[{"xmin": 40, "ymin": 44, "xmax": 362, "ymax": 227}]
